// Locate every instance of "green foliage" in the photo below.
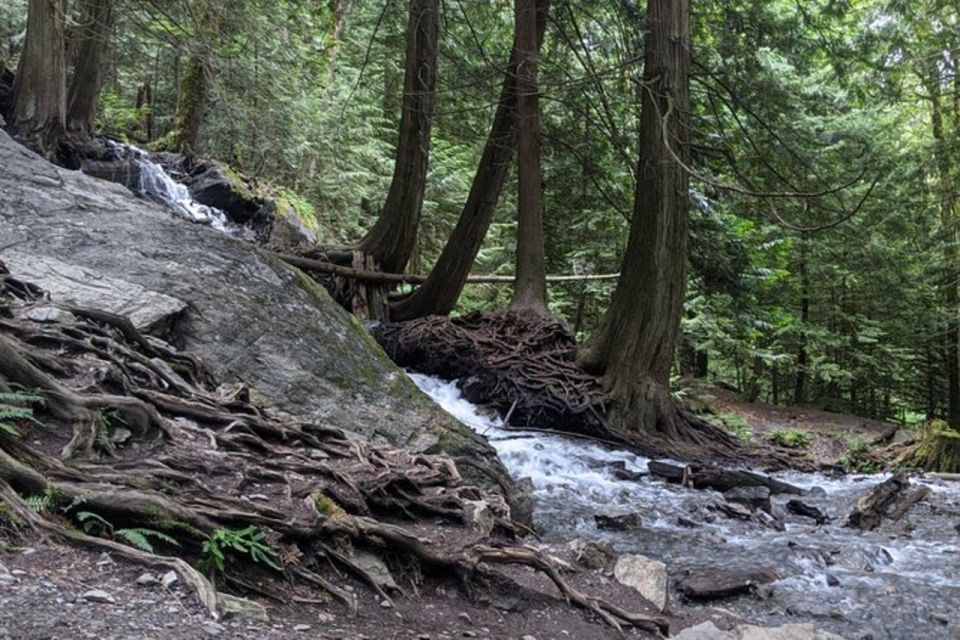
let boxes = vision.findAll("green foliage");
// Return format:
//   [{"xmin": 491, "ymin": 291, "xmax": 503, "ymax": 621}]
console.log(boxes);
[
  {"xmin": 913, "ymin": 420, "xmax": 960, "ymax": 473},
  {"xmin": 200, "ymin": 526, "xmax": 282, "ymax": 575},
  {"xmin": 0, "ymin": 389, "xmax": 44, "ymax": 437},
  {"xmin": 73, "ymin": 511, "xmax": 180, "ymax": 553},
  {"xmin": 839, "ymin": 436, "xmax": 883, "ymax": 474},
  {"xmin": 714, "ymin": 411, "xmax": 753, "ymax": 442},
  {"xmin": 26, "ymin": 491, "xmax": 55, "ymax": 514},
  {"xmin": 769, "ymin": 428, "xmax": 812, "ymax": 449}
]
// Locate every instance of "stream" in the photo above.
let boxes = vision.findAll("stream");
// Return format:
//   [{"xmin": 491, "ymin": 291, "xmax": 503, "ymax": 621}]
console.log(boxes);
[
  {"xmin": 410, "ymin": 374, "xmax": 960, "ymax": 640},
  {"xmin": 97, "ymin": 141, "xmax": 249, "ymax": 237}
]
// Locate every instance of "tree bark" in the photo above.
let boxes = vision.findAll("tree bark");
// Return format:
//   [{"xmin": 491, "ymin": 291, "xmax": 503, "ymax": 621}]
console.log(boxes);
[
  {"xmin": 169, "ymin": 8, "xmax": 218, "ymax": 157},
  {"xmin": 358, "ymin": 0, "xmax": 438, "ymax": 274},
  {"xmin": 66, "ymin": 0, "xmax": 114, "ymax": 135},
  {"xmin": 509, "ymin": 0, "xmax": 548, "ymax": 314},
  {"xmin": 389, "ymin": 0, "xmax": 550, "ymax": 321},
  {"xmin": 794, "ymin": 238, "xmax": 809, "ymax": 404},
  {"xmin": 925, "ymin": 61, "xmax": 960, "ymax": 429},
  {"xmin": 577, "ymin": 0, "xmax": 691, "ymax": 437},
  {"xmin": 12, "ymin": 0, "xmax": 67, "ymax": 155}
]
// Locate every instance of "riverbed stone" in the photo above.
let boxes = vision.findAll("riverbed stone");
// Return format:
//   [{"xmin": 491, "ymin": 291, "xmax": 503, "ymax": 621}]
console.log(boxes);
[
  {"xmin": 217, "ymin": 593, "xmax": 269, "ymax": 622},
  {"xmin": 0, "ymin": 130, "xmax": 520, "ymax": 518},
  {"xmin": 677, "ymin": 567, "xmax": 778, "ymax": 601},
  {"xmin": 594, "ymin": 511, "xmax": 641, "ymax": 531},
  {"xmin": 675, "ymin": 621, "xmax": 845, "ymax": 640},
  {"xmin": 724, "ymin": 486, "xmax": 772, "ymax": 513},
  {"xmin": 613, "ymin": 554, "xmax": 668, "ymax": 611}
]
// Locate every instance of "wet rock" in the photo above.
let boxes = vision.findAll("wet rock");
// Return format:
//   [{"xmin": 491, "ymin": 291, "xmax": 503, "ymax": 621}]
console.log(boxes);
[
  {"xmin": 218, "ymin": 593, "xmax": 269, "ymax": 621},
  {"xmin": 608, "ymin": 461, "xmax": 647, "ymax": 482},
  {"xmin": 186, "ymin": 162, "xmax": 263, "ymax": 225},
  {"xmin": 724, "ymin": 486, "xmax": 772, "ymax": 513},
  {"xmin": 613, "ymin": 554, "xmax": 668, "ymax": 611},
  {"xmin": 677, "ymin": 567, "xmax": 778, "ymax": 601},
  {"xmin": 786, "ymin": 499, "xmax": 829, "ymax": 525},
  {"xmin": 0, "ymin": 130, "xmax": 518, "ymax": 514},
  {"xmin": 79, "ymin": 158, "xmax": 142, "ymax": 190},
  {"xmin": 846, "ymin": 472, "xmax": 914, "ymax": 530},
  {"xmin": 567, "ymin": 539, "xmax": 616, "ymax": 570},
  {"xmin": 675, "ymin": 621, "xmax": 845, "ymax": 640},
  {"xmin": 594, "ymin": 511, "xmax": 641, "ymax": 531},
  {"xmin": 677, "ymin": 516, "xmax": 700, "ymax": 528},
  {"xmin": 826, "ymin": 574, "xmax": 840, "ymax": 587}
]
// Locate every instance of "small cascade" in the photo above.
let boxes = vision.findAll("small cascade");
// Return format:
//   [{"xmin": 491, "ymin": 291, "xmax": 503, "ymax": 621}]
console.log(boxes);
[
  {"xmin": 410, "ymin": 373, "xmax": 960, "ymax": 639},
  {"xmin": 99, "ymin": 141, "xmax": 242, "ymax": 235}
]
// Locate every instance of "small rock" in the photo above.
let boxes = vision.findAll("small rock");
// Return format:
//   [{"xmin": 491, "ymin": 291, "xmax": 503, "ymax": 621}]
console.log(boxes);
[
  {"xmin": 136, "ymin": 572, "xmax": 159, "ymax": 586},
  {"xmin": 568, "ymin": 538, "xmax": 616, "ymax": 570},
  {"xmin": 724, "ymin": 486, "xmax": 772, "ymax": 513},
  {"xmin": 22, "ymin": 306, "xmax": 76, "ymax": 324},
  {"xmin": 317, "ymin": 613, "xmax": 335, "ymax": 623},
  {"xmin": 463, "ymin": 500, "xmax": 495, "ymax": 537},
  {"xmin": 108, "ymin": 427, "xmax": 132, "ymax": 444},
  {"xmin": 161, "ymin": 571, "xmax": 178, "ymax": 588},
  {"xmin": 521, "ymin": 636, "xmax": 538, "ymax": 640},
  {"xmin": 218, "ymin": 593, "xmax": 270, "ymax": 622},
  {"xmin": 95, "ymin": 552, "xmax": 114, "ymax": 567},
  {"xmin": 202, "ymin": 621, "xmax": 226, "ymax": 636},
  {"xmin": 594, "ymin": 511, "xmax": 641, "ymax": 531},
  {"xmin": 457, "ymin": 612, "xmax": 472, "ymax": 623},
  {"xmin": 826, "ymin": 574, "xmax": 840, "ymax": 587},
  {"xmin": 293, "ymin": 624, "xmax": 312, "ymax": 631},
  {"xmin": 677, "ymin": 516, "xmax": 700, "ymax": 528},
  {"xmin": 380, "ymin": 599, "xmax": 392, "ymax": 608},
  {"xmin": 786, "ymin": 499, "xmax": 829, "ymax": 525},
  {"xmin": 82, "ymin": 589, "xmax": 116, "ymax": 604},
  {"xmin": 613, "ymin": 554, "xmax": 668, "ymax": 611},
  {"xmin": 462, "ymin": 632, "xmax": 476, "ymax": 638},
  {"xmin": 10, "ymin": 570, "xmax": 26, "ymax": 576}
]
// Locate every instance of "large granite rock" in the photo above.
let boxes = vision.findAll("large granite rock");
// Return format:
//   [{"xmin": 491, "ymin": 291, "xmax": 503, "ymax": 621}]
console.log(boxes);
[{"xmin": 0, "ymin": 131, "xmax": 521, "ymax": 516}]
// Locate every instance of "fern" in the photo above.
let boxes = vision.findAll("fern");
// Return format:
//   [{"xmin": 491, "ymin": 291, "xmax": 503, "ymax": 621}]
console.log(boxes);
[
  {"xmin": 26, "ymin": 492, "xmax": 55, "ymax": 514},
  {"xmin": 115, "ymin": 528, "xmax": 180, "ymax": 553},
  {"xmin": 200, "ymin": 526, "xmax": 282, "ymax": 575},
  {"xmin": 0, "ymin": 389, "xmax": 45, "ymax": 437}
]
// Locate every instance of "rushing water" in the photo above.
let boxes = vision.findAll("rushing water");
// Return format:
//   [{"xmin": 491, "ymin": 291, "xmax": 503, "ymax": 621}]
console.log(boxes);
[
  {"xmin": 410, "ymin": 374, "xmax": 960, "ymax": 640},
  {"xmin": 98, "ymin": 141, "xmax": 248, "ymax": 236}
]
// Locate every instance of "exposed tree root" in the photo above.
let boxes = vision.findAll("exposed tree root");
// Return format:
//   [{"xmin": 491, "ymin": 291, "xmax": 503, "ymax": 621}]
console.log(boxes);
[
  {"xmin": 0, "ymin": 261, "xmax": 667, "ymax": 634},
  {"xmin": 374, "ymin": 312, "xmax": 795, "ymax": 469}
]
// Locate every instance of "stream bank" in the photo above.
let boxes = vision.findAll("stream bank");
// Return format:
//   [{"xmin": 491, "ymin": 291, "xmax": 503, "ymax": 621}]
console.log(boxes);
[{"xmin": 411, "ymin": 374, "xmax": 960, "ymax": 640}]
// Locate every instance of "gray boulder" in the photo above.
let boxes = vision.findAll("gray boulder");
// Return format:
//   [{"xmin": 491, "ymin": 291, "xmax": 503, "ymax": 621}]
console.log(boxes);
[
  {"xmin": 0, "ymin": 131, "xmax": 518, "ymax": 516},
  {"xmin": 674, "ymin": 621, "xmax": 845, "ymax": 640}
]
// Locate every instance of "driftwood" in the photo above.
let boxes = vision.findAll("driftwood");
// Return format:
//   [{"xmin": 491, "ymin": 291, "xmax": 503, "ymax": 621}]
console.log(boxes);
[
  {"xmin": 0, "ymin": 261, "xmax": 668, "ymax": 633},
  {"xmin": 647, "ymin": 460, "xmax": 804, "ymax": 495},
  {"xmin": 845, "ymin": 472, "xmax": 928, "ymax": 530}
]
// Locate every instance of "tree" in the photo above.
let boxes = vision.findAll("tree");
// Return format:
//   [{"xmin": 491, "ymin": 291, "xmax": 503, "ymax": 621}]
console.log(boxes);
[
  {"xmin": 509, "ymin": 0, "xmax": 548, "ymax": 314},
  {"xmin": 577, "ymin": 0, "xmax": 694, "ymax": 438},
  {"xmin": 169, "ymin": 7, "xmax": 218, "ymax": 156},
  {"xmin": 358, "ymin": 0, "xmax": 439, "ymax": 274},
  {"xmin": 389, "ymin": 0, "xmax": 550, "ymax": 321},
  {"xmin": 12, "ymin": 0, "xmax": 67, "ymax": 155},
  {"xmin": 66, "ymin": 0, "xmax": 115, "ymax": 135}
]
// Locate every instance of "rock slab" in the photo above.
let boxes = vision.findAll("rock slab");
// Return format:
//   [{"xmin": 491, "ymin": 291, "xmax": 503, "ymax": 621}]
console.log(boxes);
[{"xmin": 613, "ymin": 554, "xmax": 668, "ymax": 611}]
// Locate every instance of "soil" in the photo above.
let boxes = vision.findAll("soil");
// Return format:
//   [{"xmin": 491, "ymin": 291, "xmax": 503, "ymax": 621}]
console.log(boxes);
[
  {"xmin": 697, "ymin": 385, "xmax": 898, "ymax": 468},
  {"xmin": 0, "ymin": 536, "xmax": 725, "ymax": 640}
]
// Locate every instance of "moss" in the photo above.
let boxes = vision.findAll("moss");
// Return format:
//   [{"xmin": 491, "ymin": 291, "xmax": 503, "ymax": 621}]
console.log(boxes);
[
  {"xmin": 275, "ymin": 186, "xmax": 320, "ymax": 232},
  {"xmin": 769, "ymin": 428, "xmax": 812, "ymax": 449},
  {"xmin": 313, "ymin": 493, "xmax": 350, "ymax": 524},
  {"xmin": 914, "ymin": 420, "xmax": 960, "ymax": 472}
]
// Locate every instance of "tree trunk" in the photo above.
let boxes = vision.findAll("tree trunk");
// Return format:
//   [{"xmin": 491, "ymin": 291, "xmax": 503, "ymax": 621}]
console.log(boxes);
[
  {"xmin": 66, "ymin": 0, "xmax": 114, "ymax": 135},
  {"xmin": 389, "ymin": 0, "xmax": 550, "ymax": 321},
  {"xmin": 358, "ymin": 0, "xmax": 438, "ymax": 274},
  {"xmin": 169, "ymin": 9, "xmax": 218, "ymax": 157},
  {"xmin": 509, "ymin": 0, "xmax": 548, "ymax": 314},
  {"xmin": 12, "ymin": 0, "xmax": 67, "ymax": 155},
  {"xmin": 925, "ymin": 61, "xmax": 960, "ymax": 429},
  {"xmin": 795, "ymin": 239, "xmax": 809, "ymax": 404},
  {"xmin": 577, "ymin": 0, "xmax": 691, "ymax": 437}
]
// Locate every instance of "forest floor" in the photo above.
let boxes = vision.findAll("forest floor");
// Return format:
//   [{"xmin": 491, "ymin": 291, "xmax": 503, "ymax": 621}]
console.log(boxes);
[
  {"xmin": 695, "ymin": 385, "xmax": 898, "ymax": 468},
  {"xmin": 0, "ymin": 537, "xmax": 725, "ymax": 640}
]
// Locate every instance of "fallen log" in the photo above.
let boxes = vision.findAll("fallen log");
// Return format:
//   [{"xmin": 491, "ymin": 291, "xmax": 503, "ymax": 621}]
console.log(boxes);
[
  {"xmin": 677, "ymin": 567, "xmax": 779, "ymax": 601},
  {"xmin": 647, "ymin": 460, "xmax": 804, "ymax": 495},
  {"xmin": 845, "ymin": 472, "xmax": 926, "ymax": 530}
]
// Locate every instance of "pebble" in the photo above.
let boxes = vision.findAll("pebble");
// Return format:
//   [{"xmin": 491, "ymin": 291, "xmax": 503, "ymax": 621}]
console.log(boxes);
[
  {"xmin": 458, "ymin": 612, "xmax": 472, "ymax": 623},
  {"xmin": 82, "ymin": 589, "xmax": 116, "ymax": 604},
  {"xmin": 317, "ymin": 613, "xmax": 335, "ymax": 623},
  {"xmin": 293, "ymin": 624, "xmax": 312, "ymax": 632},
  {"xmin": 161, "ymin": 571, "xmax": 178, "ymax": 588},
  {"xmin": 202, "ymin": 621, "xmax": 226, "ymax": 636},
  {"xmin": 136, "ymin": 572, "xmax": 159, "ymax": 586},
  {"xmin": 380, "ymin": 599, "xmax": 392, "ymax": 608},
  {"xmin": 462, "ymin": 632, "xmax": 476, "ymax": 638},
  {"xmin": 522, "ymin": 636, "xmax": 538, "ymax": 640}
]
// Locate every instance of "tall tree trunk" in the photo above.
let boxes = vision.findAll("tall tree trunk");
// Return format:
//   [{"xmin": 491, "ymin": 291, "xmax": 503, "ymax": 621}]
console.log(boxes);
[
  {"xmin": 358, "ymin": 0, "xmax": 438, "ymax": 274},
  {"xmin": 170, "ymin": 9, "xmax": 218, "ymax": 157},
  {"xmin": 795, "ymin": 238, "xmax": 809, "ymax": 404},
  {"xmin": 66, "ymin": 0, "xmax": 114, "ymax": 135},
  {"xmin": 12, "ymin": 0, "xmax": 67, "ymax": 155},
  {"xmin": 925, "ymin": 62, "xmax": 960, "ymax": 429},
  {"xmin": 577, "ymin": 0, "xmax": 691, "ymax": 437},
  {"xmin": 389, "ymin": 0, "xmax": 550, "ymax": 321},
  {"xmin": 509, "ymin": 0, "xmax": 548, "ymax": 314}
]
